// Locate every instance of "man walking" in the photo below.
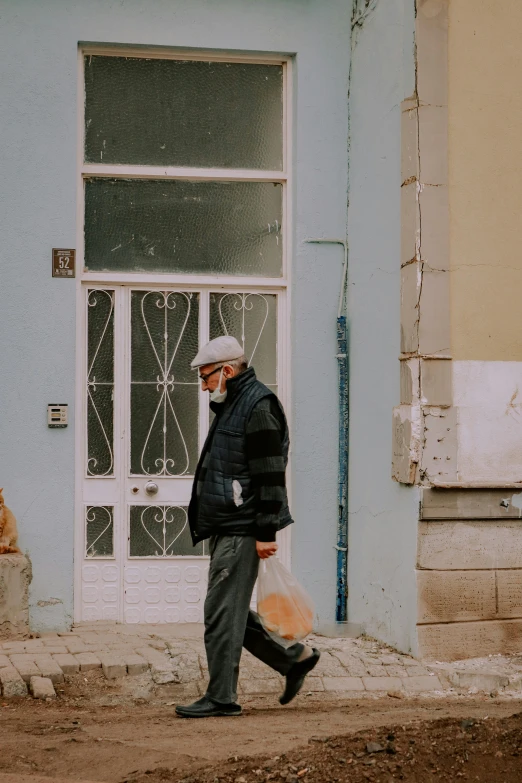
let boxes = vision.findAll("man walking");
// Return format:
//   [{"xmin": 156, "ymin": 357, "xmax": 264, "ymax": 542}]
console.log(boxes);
[{"xmin": 175, "ymin": 336, "xmax": 320, "ymax": 718}]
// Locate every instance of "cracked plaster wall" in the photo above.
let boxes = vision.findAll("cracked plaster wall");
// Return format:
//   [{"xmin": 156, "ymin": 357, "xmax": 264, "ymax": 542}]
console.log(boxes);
[
  {"xmin": 393, "ymin": 0, "xmax": 452, "ymax": 489},
  {"xmin": 347, "ymin": 0, "xmax": 419, "ymax": 654},
  {"xmin": 395, "ymin": 1, "xmax": 522, "ymax": 489}
]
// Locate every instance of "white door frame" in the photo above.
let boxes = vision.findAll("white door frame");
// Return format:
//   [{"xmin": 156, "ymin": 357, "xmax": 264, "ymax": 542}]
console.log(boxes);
[{"xmin": 74, "ymin": 46, "xmax": 293, "ymax": 624}]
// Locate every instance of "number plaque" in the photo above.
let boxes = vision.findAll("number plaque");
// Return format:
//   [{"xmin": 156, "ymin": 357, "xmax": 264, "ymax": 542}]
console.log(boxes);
[{"xmin": 52, "ymin": 248, "xmax": 76, "ymax": 278}]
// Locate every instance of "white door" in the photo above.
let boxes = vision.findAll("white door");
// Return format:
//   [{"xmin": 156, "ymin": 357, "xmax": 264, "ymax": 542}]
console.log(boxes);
[
  {"xmin": 79, "ymin": 285, "xmax": 283, "ymax": 623},
  {"xmin": 75, "ymin": 48, "xmax": 291, "ymax": 624}
]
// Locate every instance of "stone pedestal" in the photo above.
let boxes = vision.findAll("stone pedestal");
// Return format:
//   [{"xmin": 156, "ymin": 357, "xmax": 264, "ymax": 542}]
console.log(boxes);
[{"xmin": 0, "ymin": 554, "xmax": 32, "ymax": 639}]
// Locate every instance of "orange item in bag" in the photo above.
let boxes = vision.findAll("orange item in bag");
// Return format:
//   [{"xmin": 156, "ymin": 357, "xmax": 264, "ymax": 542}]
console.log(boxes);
[{"xmin": 257, "ymin": 593, "xmax": 314, "ymax": 640}]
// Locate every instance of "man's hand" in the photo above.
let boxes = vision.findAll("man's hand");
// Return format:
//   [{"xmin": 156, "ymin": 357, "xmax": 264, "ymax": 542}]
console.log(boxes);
[{"xmin": 256, "ymin": 541, "xmax": 278, "ymax": 559}]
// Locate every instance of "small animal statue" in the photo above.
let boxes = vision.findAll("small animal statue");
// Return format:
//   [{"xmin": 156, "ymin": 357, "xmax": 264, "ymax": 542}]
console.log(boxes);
[{"xmin": 0, "ymin": 489, "xmax": 21, "ymax": 554}]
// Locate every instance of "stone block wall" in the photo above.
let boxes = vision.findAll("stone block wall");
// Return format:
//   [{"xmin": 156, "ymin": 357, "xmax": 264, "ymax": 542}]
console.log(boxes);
[
  {"xmin": 417, "ymin": 489, "xmax": 522, "ymax": 660},
  {"xmin": 0, "ymin": 554, "xmax": 32, "ymax": 639}
]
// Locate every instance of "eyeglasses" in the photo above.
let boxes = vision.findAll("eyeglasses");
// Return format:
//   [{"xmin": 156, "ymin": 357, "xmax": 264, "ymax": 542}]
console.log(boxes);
[{"xmin": 198, "ymin": 365, "xmax": 224, "ymax": 383}]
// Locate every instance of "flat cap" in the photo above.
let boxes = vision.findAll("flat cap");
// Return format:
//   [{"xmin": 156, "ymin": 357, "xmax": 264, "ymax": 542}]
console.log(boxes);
[{"xmin": 191, "ymin": 336, "xmax": 244, "ymax": 369}]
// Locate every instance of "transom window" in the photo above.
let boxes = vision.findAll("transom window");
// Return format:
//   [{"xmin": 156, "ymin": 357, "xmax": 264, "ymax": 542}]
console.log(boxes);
[
  {"xmin": 82, "ymin": 53, "xmax": 287, "ymax": 278},
  {"xmin": 84, "ymin": 56, "xmax": 283, "ymax": 169}
]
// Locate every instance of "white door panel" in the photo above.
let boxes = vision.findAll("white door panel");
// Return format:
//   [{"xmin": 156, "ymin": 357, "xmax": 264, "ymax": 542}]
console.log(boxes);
[{"xmin": 79, "ymin": 285, "xmax": 283, "ymax": 624}]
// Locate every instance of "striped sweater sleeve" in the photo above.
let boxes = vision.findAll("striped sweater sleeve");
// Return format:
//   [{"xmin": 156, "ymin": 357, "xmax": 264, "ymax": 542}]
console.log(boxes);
[{"xmin": 245, "ymin": 397, "xmax": 286, "ymax": 543}]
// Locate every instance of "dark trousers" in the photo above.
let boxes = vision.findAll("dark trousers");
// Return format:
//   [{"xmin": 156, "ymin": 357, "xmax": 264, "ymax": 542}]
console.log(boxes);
[{"xmin": 204, "ymin": 534, "xmax": 304, "ymax": 704}]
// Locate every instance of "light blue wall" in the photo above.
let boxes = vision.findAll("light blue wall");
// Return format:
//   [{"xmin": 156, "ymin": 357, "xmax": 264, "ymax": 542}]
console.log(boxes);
[
  {"xmin": 0, "ymin": 0, "xmax": 350, "ymax": 630},
  {"xmin": 347, "ymin": 0, "xmax": 419, "ymax": 654}
]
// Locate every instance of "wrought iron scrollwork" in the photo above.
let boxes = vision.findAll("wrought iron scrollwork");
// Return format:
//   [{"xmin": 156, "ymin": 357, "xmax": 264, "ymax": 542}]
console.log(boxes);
[
  {"xmin": 217, "ymin": 292, "xmax": 269, "ymax": 365},
  {"xmin": 134, "ymin": 291, "xmax": 194, "ymax": 476},
  {"xmin": 139, "ymin": 505, "xmax": 188, "ymax": 557},
  {"xmin": 87, "ymin": 290, "xmax": 114, "ymax": 476},
  {"xmin": 86, "ymin": 506, "xmax": 114, "ymax": 558}
]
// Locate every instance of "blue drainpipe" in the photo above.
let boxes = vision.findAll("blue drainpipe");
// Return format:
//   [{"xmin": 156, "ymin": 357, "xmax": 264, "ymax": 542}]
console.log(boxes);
[{"xmin": 304, "ymin": 239, "xmax": 349, "ymax": 622}]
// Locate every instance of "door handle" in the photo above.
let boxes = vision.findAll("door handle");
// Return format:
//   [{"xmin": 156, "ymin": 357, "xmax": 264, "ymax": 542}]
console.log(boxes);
[{"xmin": 145, "ymin": 481, "xmax": 159, "ymax": 496}]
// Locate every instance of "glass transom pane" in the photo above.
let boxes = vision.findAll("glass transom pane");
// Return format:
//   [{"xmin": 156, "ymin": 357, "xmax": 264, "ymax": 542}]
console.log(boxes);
[
  {"xmin": 85, "ymin": 179, "xmax": 282, "ymax": 276},
  {"xmin": 84, "ymin": 56, "xmax": 283, "ymax": 170},
  {"xmin": 130, "ymin": 291, "xmax": 199, "ymax": 476}
]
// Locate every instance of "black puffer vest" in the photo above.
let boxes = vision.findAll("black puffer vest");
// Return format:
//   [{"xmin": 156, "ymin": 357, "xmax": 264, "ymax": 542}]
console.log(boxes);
[{"xmin": 188, "ymin": 368, "xmax": 292, "ymax": 544}]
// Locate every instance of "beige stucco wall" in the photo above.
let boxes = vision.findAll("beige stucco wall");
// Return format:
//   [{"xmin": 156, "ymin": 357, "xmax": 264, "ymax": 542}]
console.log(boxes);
[
  {"xmin": 449, "ymin": 0, "xmax": 522, "ymax": 361},
  {"xmin": 393, "ymin": 0, "xmax": 522, "ymax": 661}
]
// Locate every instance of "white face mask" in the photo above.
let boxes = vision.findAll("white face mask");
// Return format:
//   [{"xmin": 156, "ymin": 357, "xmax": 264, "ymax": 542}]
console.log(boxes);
[{"xmin": 210, "ymin": 366, "xmax": 228, "ymax": 403}]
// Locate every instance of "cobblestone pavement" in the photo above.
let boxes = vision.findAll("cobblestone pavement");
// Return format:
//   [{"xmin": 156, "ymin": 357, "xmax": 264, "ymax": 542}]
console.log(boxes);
[
  {"xmin": 1, "ymin": 623, "xmax": 442, "ymax": 698},
  {"xmin": 2, "ymin": 622, "xmax": 522, "ymax": 699}
]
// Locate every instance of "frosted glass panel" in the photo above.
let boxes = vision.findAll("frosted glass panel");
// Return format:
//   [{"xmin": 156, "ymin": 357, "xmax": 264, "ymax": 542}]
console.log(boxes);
[
  {"xmin": 84, "ymin": 56, "xmax": 283, "ymax": 170},
  {"xmin": 87, "ymin": 290, "xmax": 114, "ymax": 476},
  {"xmin": 210, "ymin": 292, "xmax": 277, "ymax": 387},
  {"xmin": 129, "ymin": 506, "xmax": 206, "ymax": 557},
  {"xmin": 130, "ymin": 291, "xmax": 199, "ymax": 476},
  {"xmin": 85, "ymin": 179, "xmax": 282, "ymax": 276}
]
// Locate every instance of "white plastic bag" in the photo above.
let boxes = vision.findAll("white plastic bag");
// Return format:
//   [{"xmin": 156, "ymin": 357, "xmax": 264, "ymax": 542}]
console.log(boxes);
[{"xmin": 257, "ymin": 557, "xmax": 314, "ymax": 642}]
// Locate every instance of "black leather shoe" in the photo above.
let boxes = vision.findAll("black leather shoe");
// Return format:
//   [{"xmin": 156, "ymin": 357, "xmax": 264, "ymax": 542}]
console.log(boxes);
[
  {"xmin": 280, "ymin": 648, "xmax": 321, "ymax": 705},
  {"xmin": 175, "ymin": 695, "xmax": 242, "ymax": 718}
]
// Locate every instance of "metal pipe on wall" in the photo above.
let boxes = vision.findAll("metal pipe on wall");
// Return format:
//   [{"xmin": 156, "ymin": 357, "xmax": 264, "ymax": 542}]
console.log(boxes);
[{"xmin": 304, "ymin": 238, "xmax": 348, "ymax": 622}]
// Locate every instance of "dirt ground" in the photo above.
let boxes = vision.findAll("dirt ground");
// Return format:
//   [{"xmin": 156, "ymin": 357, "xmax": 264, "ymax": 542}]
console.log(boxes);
[
  {"xmin": 0, "ymin": 671, "xmax": 521, "ymax": 783},
  {"xmin": 158, "ymin": 711, "xmax": 522, "ymax": 783}
]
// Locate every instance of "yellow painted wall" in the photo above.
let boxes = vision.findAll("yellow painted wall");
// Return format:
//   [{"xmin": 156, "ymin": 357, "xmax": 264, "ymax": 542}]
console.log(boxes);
[{"xmin": 449, "ymin": 0, "xmax": 522, "ymax": 360}]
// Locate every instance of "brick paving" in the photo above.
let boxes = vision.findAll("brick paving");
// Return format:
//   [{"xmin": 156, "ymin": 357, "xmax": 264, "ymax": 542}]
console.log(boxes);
[
  {"xmin": 3, "ymin": 624, "xmax": 522, "ymax": 699},
  {"xmin": 29, "ymin": 675, "xmax": 56, "ymax": 699},
  {"xmin": 0, "ymin": 623, "xmax": 449, "ymax": 698}
]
